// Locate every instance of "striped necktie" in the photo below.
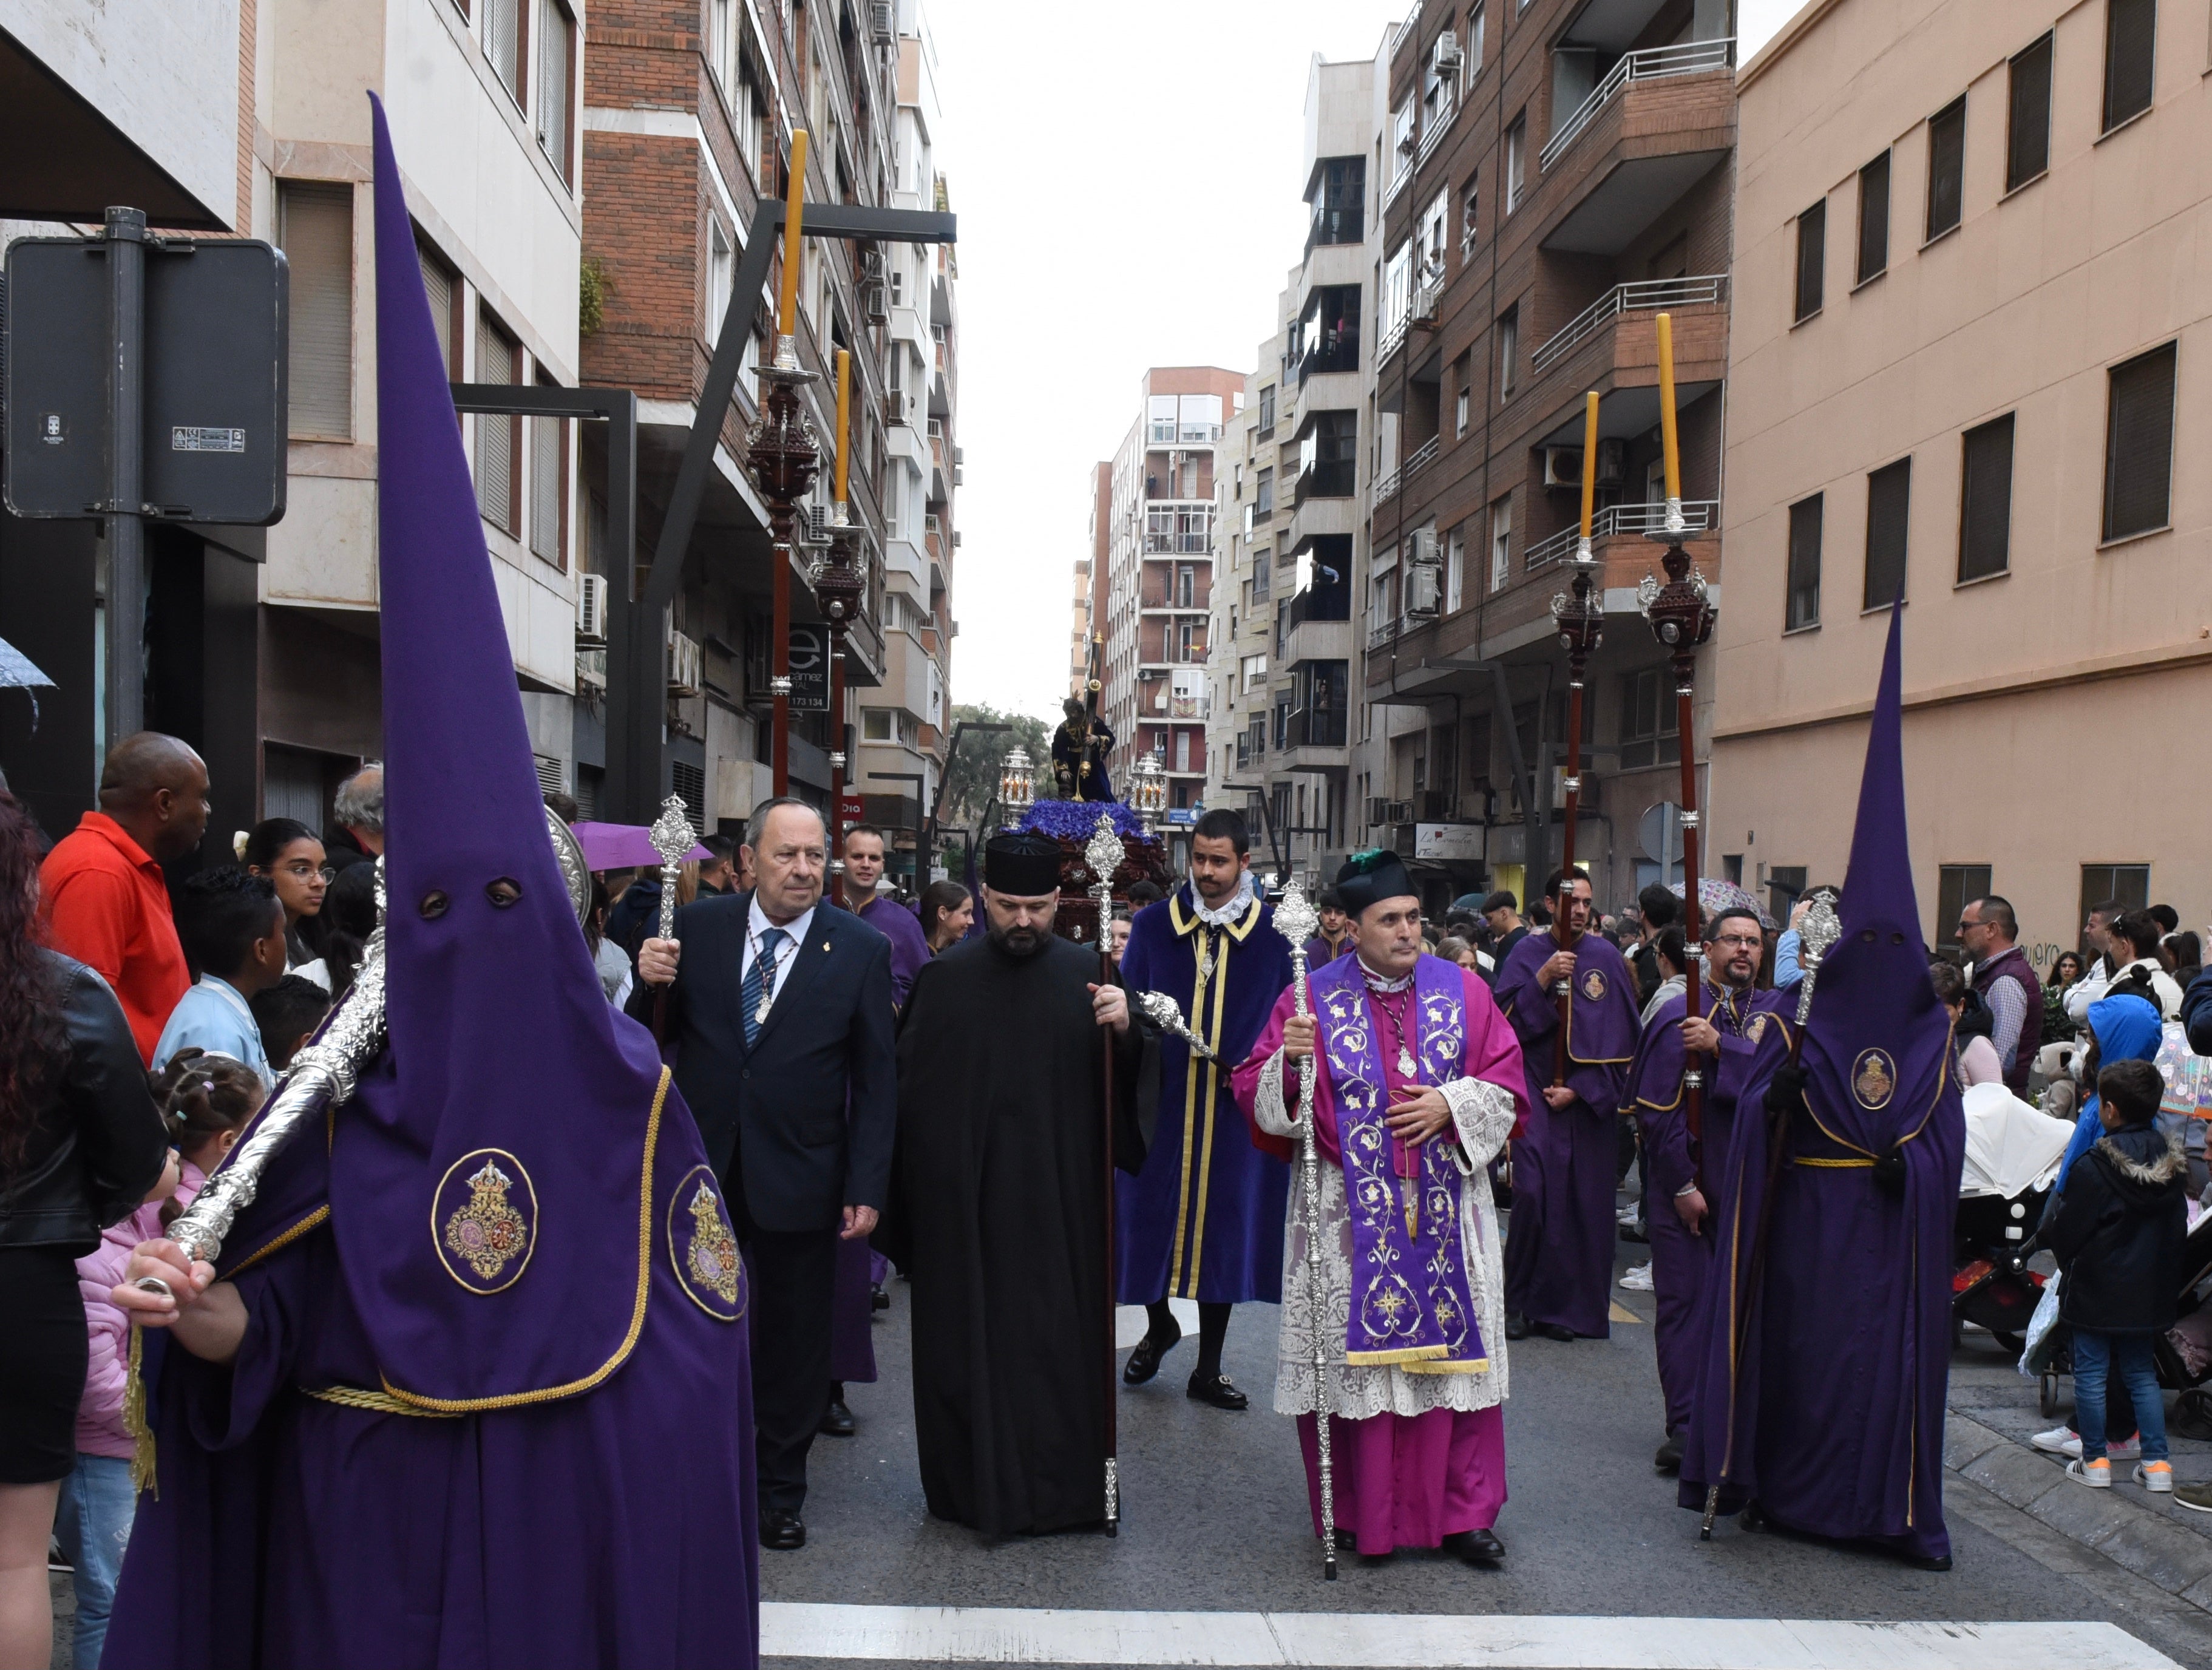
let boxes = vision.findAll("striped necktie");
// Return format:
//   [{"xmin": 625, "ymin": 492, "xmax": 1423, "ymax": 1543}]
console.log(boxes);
[{"xmin": 742, "ymin": 927, "xmax": 788, "ymax": 1049}]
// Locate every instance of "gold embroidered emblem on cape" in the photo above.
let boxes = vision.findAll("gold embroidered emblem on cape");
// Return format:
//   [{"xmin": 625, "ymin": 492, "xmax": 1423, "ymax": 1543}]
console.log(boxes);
[
  {"xmin": 1746, "ymin": 1011, "xmax": 1770, "ymax": 1045},
  {"xmin": 668, "ymin": 1163, "xmax": 746, "ymax": 1319},
  {"xmin": 686, "ymin": 1181, "xmax": 742, "ymax": 1303},
  {"xmin": 444, "ymin": 1156, "xmax": 529, "ymax": 1281},
  {"xmin": 1580, "ymin": 968, "xmax": 1607, "ymax": 1001},
  {"xmin": 1852, "ymin": 1047, "xmax": 1897, "ymax": 1110}
]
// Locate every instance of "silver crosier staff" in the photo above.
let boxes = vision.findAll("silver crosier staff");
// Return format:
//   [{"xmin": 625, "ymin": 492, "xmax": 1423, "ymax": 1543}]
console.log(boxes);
[{"xmin": 1270, "ymin": 877, "xmax": 1338, "ymax": 1581}]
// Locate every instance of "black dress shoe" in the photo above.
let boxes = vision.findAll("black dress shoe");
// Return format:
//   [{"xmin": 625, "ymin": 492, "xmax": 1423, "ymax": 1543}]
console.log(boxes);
[
  {"xmin": 1186, "ymin": 1371, "xmax": 1249, "ymax": 1410},
  {"xmin": 1534, "ymin": 1321, "xmax": 1578, "ymax": 1342},
  {"xmin": 1123, "ymin": 1324, "xmax": 1182, "ymax": 1384},
  {"xmin": 1503, "ymin": 1312, "xmax": 1532, "ymax": 1340},
  {"xmin": 1904, "ymin": 1553, "xmax": 1953, "ymax": 1572},
  {"xmin": 1442, "ymin": 1527, "xmax": 1505, "ymax": 1565},
  {"xmin": 819, "ymin": 1397, "xmax": 856, "ymax": 1437},
  {"xmin": 1654, "ymin": 1430, "xmax": 1684, "ymax": 1474},
  {"xmin": 1331, "ymin": 1527, "xmax": 1359, "ymax": 1551},
  {"xmin": 759, "ymin": 1509, "xmax": 806, "ymax": 1550},
  {"xmin": 870, "ymin": 1283, "xmax": 891, "ymax": 1312}
]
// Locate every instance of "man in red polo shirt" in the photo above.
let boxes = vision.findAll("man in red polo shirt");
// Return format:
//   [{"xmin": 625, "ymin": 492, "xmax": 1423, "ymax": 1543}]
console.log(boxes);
[{"xmin": 40, "ymin": 731, "xmax": 210, "ymax": 1062}]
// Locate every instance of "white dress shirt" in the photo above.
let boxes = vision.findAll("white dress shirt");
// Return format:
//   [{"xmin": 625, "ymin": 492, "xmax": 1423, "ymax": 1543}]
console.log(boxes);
[{"xmin": 743, "ymin": 896, "xmax": 818, "ymax": 1014}]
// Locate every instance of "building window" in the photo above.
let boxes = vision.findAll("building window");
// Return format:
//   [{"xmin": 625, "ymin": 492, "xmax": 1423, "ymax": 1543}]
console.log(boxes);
[
  {"xmin": 1617, "ymin": 669, "xmax": 1681, "ymax": 769},
  {"xmin": 2007, "ymin": 33, "xmax": 2054, "ymax": 189},
  {"xmin": 1856, "ymin": 151, "xmax": 1890, "ymax": 283},
  {"xmin": 1462, "ymin": 182, "xmax": 1479, "ymax": 257},
  {"xmin": 417, "ymin": 238, "xmax": 459, "ymax": 376},
  {"xmin": 1298, "ymin": 412, "xmax": 1358, "ymax": 499},
  {"xmin": 1794, "ymin": 200, "xmax": 1825, "ymax": 322},
  {"xmin": 1488, "ymin": 494, "xmax": 1512, "ymax": 591},
  {"xmin": 1504, "ymin": 114, "xmax": 1526, "ymax": 212},
  {"xmin": 1934, "ymin": 864, "xmax": 1994, "ymax": 955},
  {"xmin": 1456, "ymin": 384, "xmax": 1471, "ymax": 437},
  {"xmin": 1468, "ymin": 2, "xmax": 1485, "ymax": 72},
  {"xmin": 1786, "ymin": 492, "xmax": 1823, "ymax": 631},
  {"xmin": 2103, "ymin": 341, "xmax": 2177, "ymax": 541},
  {"xmin": 535, "ymin": 1, "xmax": 574, "ymax": 181},
  {"xmin": 484, "ymin": 0, "xmax": 525, "ymax": 104},
  {"xmin": 2103, "ymin": 0, "xmax": 2156, "ymax": 132},
  {"xmin": 1925, "ymin": 97, "xmax": 1966, "ymax": 241},
  {"xmin": 1391, "ymin": 100, "xmax": 1416, "ymax": 192},
  {"xmin": 1498, "ymin": 304, "xmax": 1519, "ymax": 399},
  {"xmin": 861, "ymin": 708, "xmax": 893, "ymax": 742},
  {"xmin": 708, "ymin": 221, "xmax": 733, "ymax": 344},
  {"xmin": 277, "ymin": 180, "xmax": 355, "ymax": 441},
  {"xmin": 1863, "ymin": 457, "xmax": 1912, "ymax": 609},
  {"xmin": 2080, "ymin": 864, "xmax": 2152, "ymax": 949},
  {"xmin": 529, "ymin": 381, "xmax": 566, "ymax": 571},
  {"xmin": 1257, "ymin": 384, "xmax": 1277, "ymax": 433},
  {"xmin": 1255, "ymin": 466, "xmax": 1274, "ymax": 518},
  {"xmin": 1957, "ymin": 414, "xmax": 2015, "ymax": 582},
  {"xmin": 1147, "ymin": 394, "xmax": 1176, "ymax": 444},
  {"xmin": 475, "ymin": 310, "xmax": 521, "ymax": 536},
  {"xmin": 1307, "ymin": 156, "xmax": 1366, "ymax": 248},
  {"xmin": 1445, "ymin": 531, "xmax": 1465, "ymax": 613}
]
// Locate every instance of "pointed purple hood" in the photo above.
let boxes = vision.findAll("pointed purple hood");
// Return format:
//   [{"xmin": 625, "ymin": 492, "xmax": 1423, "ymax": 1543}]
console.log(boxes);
[
  {"xmin": 1797, "ymin": 605, "xmax": 1957, "ymax": 1154},
  {"xmin": 330, "ymin": 98, "xmax": 715, "ymax": 1405}
]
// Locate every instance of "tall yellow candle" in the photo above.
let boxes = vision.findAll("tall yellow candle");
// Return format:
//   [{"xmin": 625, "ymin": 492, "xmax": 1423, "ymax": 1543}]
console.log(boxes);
[
  {"xmin": 1578, "ymin": 389, "xmax": 1601, "ymax": 543},
  {"xmin": 833, "ymin": 348, "xmax": 852, "ymax": 503},
  {"xmin": 775, "ymin": 130, "xmax": 810, "ymax": 338},
  {"xmin": 1655, "ymin": 311, "xmax": 1681, "ymax": 504}
]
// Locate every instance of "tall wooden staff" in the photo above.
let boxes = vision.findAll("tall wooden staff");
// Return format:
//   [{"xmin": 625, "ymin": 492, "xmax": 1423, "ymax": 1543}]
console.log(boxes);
[
  {"xmin": 1082, "ymin": 813, "xmax": 1125, "ymax": 1536},
  {"xmin": 1638, "ymin": 314, "xmax": 1717, "ymax": 1186},
  {"xmin": 813, "ymin": 350, "xmax": 862, "ymax": 869},
  {"xmin": 1269, "ymin": 878, "xmax": 1338, "ymax": 1580},
  {"xmin": 1547, "ymin": 391, "xmax": 1607, "ymax": 1086}
]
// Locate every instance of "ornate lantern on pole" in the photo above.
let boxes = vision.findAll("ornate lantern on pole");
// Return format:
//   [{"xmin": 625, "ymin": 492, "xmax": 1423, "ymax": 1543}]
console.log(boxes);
[
  {"xmin": 1545, "ymin": 391, "xmax": 1607, "ymax": 1090},
  {"xmin": 1638, "ymin": 314, "xmax": 1720, "ymax": 1183},
  {"xmin": 1130, "ymin": 752, "xmax": 1167, "ymax": 837},
  {"xmin": 999, "ymin": 746, "xmax": 1036, "ymax": 830},
  {"xmin": 745, "ymin": 132, "xmax": 823, "ymax": 799}
]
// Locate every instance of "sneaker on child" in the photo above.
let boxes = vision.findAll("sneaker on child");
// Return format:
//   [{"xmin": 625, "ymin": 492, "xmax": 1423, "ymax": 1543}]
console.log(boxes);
[
  {"xmin": 2029, "ymin": 1427, "xmax": 2138, "ymax": 1461},
  {"xmin": 2068, "ymin": 1458, "xmax": 2112, "ymax": 1488},
  {"xmin": 2136, "ymin": 1461, "xmax": 2174, "ymax": 1493}
]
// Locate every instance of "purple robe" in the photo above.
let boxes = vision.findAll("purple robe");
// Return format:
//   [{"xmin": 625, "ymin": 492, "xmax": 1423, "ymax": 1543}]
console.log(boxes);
[
  {"xmin": 1678, "ymin": 604, "xmax": 1965, "ymax": 1564},
  {"xmin": 1494, "ymin": 929, "xmax": 1640, "ymax": 1337},
  {"xmin": 860, "ymin": 895, "xmax": 931, "ymax": 1010},
  {"xmin": 1116, "ymin": 887, "xmax": 1293, "ymax": 1305},
  {"xmin": 1619, "ymin": 983, "xmax": 1794, "ymax": 1433},
  {"xmin": 1303, "ymin": 933, "xmax": 1354, "ymax": 968},
  {"xmin": 104, "ymin": 99, "xmax": 759, "ymax": 1668}
]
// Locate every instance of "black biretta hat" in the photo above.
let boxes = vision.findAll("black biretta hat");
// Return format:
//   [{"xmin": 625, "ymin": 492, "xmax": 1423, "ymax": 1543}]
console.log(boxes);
[
  {"xmin": 984, "ymin": 832, "xmax": 1064, "ymax": 897},
  {"xmin": 1336, "ymin": 848, "xmax": 1418, "ymax": 920}
]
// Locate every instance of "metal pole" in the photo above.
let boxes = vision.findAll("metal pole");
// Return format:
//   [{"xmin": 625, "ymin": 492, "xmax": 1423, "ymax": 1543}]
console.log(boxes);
[{"xmin": 103, "ymin": 207, "xmax": 148, "ymax": 747}]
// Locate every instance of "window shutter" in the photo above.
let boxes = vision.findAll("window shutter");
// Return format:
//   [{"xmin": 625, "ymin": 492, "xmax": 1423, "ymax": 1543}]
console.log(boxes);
[
  {"xmin": 536, "ymin": 2, "xmax": 572, "ymax": 179},
  {"xmin": 1925, "ymin": 98, "xmax": 1965, "ymax": 240},
  {"xmin": 1856, "ymin": 152, "xmax": 1890, "ymax": 283},
  {"xmin": 277, "ymin": 181, "xmax": 354, "ymax": 440},
  {"xmin": 531, "ymin": 407, "xmax": 564, "ymax": 567},
  {"xmin": 486, "ymin": 0, "xmax": 521, "ymax": 97},
  {"xmin": 534, "ymin": 753, "xmax": 566, "ymax": 795},
  {"xmin": 1957, "ymin": 415, "xmax": 2014, "ymax": 582},
  {"xmin": 2103, "ymin": 342, "xmax": 2177, "ymax": 541},
  {"xmin": 2007, "ymin": 35, "xmax": 2053, "ymax": 189},
  {"xmin": 670, "ymin": 760, "xmax": 707, "ymax": 831},
  {"xmin": 1863, "ymin": 458, "xmax": 1912, "ymax": 609},
  {"xmin": 1794, "ymin": 201, "xmax": 1825, "ymax": 322},
  {"xmin": 474, "ymin": 313, "xmax": 518, "ymax": 534},
  {"xmin": 1786, "ymin": 493, "xmax": 1823, "ymax": 630},
  {"xmin": 417, "ymin": 242, "xmax": 455, "ymax": 375},
  {"xmin": 2103, "ymin": 0, "xmax": 2156, "ymax": 132}
]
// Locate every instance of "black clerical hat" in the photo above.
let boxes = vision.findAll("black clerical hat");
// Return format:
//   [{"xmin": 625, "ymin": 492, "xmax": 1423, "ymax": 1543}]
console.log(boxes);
[
  {"xmin": 1336, "ymin": 848, "xmax": 1417, "ymax": 920},
  {"xmin": 984, "ymin": 832, "xmax": 1064, "ymax": 897}
]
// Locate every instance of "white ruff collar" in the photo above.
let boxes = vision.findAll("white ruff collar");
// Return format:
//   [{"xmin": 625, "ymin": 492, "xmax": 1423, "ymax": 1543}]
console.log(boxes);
[
  {"xmin": 1190, "ymin": 874, "xmax": 1255, "ymax": 928},
  {"xmin": 1356, "ymin": 957, "xmax": 1416, "ymax": 994}
]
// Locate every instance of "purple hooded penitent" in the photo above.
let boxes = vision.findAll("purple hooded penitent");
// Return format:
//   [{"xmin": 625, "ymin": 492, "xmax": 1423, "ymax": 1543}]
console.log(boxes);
[
  {"xmin": 1678, "ymin": 602, "xmax": 1965, "ymax": 1565},
  {"xmin": 103, "ymin": 97, "xmax": 759, "ymax": 1669}
]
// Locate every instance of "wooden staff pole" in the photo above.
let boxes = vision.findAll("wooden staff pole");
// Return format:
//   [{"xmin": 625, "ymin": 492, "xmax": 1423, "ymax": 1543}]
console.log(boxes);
[{"xmin": 1549, "ymin": 391, "xmax": 1606, "ymax": 1086}]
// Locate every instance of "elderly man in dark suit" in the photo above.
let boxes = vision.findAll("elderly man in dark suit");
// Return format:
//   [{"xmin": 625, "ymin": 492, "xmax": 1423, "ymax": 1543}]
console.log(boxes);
[{"xmin": 632, "ymin": 796, "xmax": 896, "ymax": 1552}]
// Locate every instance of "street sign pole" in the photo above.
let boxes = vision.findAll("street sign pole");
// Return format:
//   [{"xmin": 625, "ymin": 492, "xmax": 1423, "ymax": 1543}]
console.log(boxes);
[{"xmin": 103, "ymin": 207, "xmax": 148, "ymax": 745}]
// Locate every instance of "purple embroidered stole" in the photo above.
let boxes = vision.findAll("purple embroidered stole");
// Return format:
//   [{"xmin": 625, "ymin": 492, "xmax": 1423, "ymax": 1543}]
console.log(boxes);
[{"xmin": 1311, "ymin": 954, "xmax": 1488, "ymax": 1373}]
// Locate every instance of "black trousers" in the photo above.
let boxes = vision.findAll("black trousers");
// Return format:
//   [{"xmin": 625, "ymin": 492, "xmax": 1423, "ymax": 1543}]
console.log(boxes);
[{"xmin": 747, "ymin": 1226, "xmax": 840, "ymax": 1513}]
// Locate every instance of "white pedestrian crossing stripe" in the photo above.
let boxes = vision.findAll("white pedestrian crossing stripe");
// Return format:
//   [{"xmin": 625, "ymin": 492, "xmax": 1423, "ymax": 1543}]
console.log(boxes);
[{"xmin": 761, "ymin": 1603, "xmax": 2179, "ymax": 1668}]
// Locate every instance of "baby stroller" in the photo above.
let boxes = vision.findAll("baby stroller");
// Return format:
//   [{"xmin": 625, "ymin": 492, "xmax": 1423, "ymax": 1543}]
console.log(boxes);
[{"xmin": 1953, "ymin": 1082, "xmax": 2069, "ymax": 1358}]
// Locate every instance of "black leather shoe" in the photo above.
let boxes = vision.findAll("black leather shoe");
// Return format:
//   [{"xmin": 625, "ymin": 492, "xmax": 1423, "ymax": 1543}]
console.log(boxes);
[
  {"xmin": 1904, "ymin": 1552, "xmax": 1953, "ymax": 1572},
  {"xmin": 819, "ymin": 1396, "xmax": 856, "ymax": 1437},
  {"xmin": 1534, "ymin": 1321, "xmax": 1578, "ymax": 1342},
  {"xmin": 1186, "ymin": 1371, "xmax": 1249, "ymax": 1410},
  {"xmin": 1655, "ymin": 1430, "xmax": 1684, "ymax": 1474},
  {"xmin": 870, "ymin": 1283, "xmax": 891, "ymax": 1312},
  {"xmin": 1442, "ymin": 1527, "xmax": 1505, "ymax": 1565},
  {"xmin": 1331, "ymin": 1527, "xmax": 1359, "ymax": 1551},
  {"xmin": 1503, "ymin": 1312, "xmax": 1532, "ymax": 1341},
  {"xmin": 759, "ymin": 1509, "xmax": 806, "ymax": 1550},
  {"xmin": 1123, "ymin": 1324, "xmax": 1182, "ymax": 1384}
]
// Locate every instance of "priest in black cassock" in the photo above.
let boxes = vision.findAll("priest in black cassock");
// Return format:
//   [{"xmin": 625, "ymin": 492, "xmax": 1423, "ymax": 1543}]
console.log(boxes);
[{"xmin": 876, "ymin": 832, "xmax": 1144, "ymax": 1536}]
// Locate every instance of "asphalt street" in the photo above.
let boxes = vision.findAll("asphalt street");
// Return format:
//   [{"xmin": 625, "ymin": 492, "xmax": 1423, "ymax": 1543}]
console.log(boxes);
[{"xmin": 764, "ymin": 1258, "xmax": 2212, "ymax": 1670}]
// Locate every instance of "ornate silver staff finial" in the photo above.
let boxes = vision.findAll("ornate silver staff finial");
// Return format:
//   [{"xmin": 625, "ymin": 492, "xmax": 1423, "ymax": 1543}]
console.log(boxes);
[
  {"xmin": 1084, "ymin": 813, "xmax": 1122, "ymax": 946},
  {"xmin": 1133, "ymin": 990, "xmax": 1216, "ymax": 1059},
  {"xmin": 1794, "ymin": 889, "xmax": 1842, "ymax": 1025},
  {"xmin": 650, "ymin": 794, "xmax": 698, "ymax": 942},
  {"xmin": 1273, "ymin": 875, "xmax": 1319, "ymax": 948}
]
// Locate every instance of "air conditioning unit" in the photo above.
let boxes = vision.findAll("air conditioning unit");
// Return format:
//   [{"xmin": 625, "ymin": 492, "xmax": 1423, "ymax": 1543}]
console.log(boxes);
[
  {"xmin": 864, "ymin": 279, "xmax": 889, "ymax": 325},
  {"xmin": 806, "ymin": 503, "xmax": 833, "ymax": 543},
  {"xmin": 575, "ymin": 572, "xmax": 608, "ymax": 643},
  {"xmin": 951, "ymin": 529, "xmax": 962, "ymax": 547},
  {"xmin": 575, "ymin": 645, "xmax": 607, "ymax": 695},
  {"xmin": 1543, "ymin": 446, "xmax": 1584, "ymax": 489},
  {"xmin": 1365, "ymin": 796, "xmax": 1414, "ymax": 828},
  {"xmin": 870, "ymin": 0, "xmax": 894, "ymax": 44},
  {"xmin": 1405, "ymin": 555, "xmax": 1442, "ymax": 619},
  {"xmin": 667, "ymin": 631, "xmax": 702, "ymax": 696},
  {"xmin": 1397, "ymin": 126, "xmax": 1419, "ymax": 157},
  {"xmin": 1410, "ymin": 279, "xmax": 1439, "ymax": 323},
  {"xmin": 1431, "ymin": 31, "xmax": 1462, "ymax": 73},
  {"xmin": 1593, "ymin": 436, "xmax": 1628, "ymax": 486}
]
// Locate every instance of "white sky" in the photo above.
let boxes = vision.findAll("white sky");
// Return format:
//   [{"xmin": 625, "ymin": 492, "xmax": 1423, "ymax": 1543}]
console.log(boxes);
[{"xmin": 933, "ymin": 0, "xmax": 1802, "ymax": 725}]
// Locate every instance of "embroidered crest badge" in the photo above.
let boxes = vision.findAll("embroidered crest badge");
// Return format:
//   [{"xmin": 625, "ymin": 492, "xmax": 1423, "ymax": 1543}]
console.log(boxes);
[
  {"xmin": 1746, "ymin": 1013, "xmax": 1770, "ymax": 1045},
  {"xmin": 1852, "ymin": 1048, "xmax": 1897, "ymax": 1110},
  {"xmin": 1580, "ymin": 968, "xmax": 1607, "ymax": 1001},
  {"xmin": 669, "ymin": 1164, "xmax": 746, "ymax": 1320},
  {"xmin": 433, "ymin": 1150, "xmax": 537, "ymax": 1292}
]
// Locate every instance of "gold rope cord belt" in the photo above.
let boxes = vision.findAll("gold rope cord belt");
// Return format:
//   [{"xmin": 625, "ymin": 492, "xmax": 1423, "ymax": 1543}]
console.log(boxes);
[
  {"xmin": 303, "ymin": 1385, "xmax": 464, "ymax": 1417},
  {"xmin": 1793, "ymin": 1156, "xmax": 1874, "ymax": 1168}
]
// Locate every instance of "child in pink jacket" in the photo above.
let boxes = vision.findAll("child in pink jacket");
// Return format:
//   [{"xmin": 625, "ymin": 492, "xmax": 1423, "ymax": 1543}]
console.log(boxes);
[{"xmin": 56, "ymin": 1051, "xmax": 261, "ymax": 1669}]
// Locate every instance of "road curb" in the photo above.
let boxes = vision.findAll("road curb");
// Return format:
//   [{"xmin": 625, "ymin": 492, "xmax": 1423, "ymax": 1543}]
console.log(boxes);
[{"xmin": 1947, "ymin": 1413, "xmax": 2212, "ymax": 1610}]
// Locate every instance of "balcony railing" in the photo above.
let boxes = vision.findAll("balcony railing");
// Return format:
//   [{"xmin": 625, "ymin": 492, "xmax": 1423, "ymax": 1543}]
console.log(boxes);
[
  {"xmin": 1372, "ymin": 435, "xmax": 1442, "ymax": 506},
  {"xmin": 1539, "ymin": 37, "xmax": 1735, "ymax": 172},
  {"xmin": 1367, "ymin": 613, "xmax": 1404, "ymax": 651},
  {"xmin": 1522, "ymin": 500, "xmax": 1718, "ymax": 573},
  {"xmin": 1285, "ymin": 708, "xmax": 1348, "ymax": 750},
  {"xmin": 1530, "ymin": 276, "xmax": 1728, "ymax": 375}
]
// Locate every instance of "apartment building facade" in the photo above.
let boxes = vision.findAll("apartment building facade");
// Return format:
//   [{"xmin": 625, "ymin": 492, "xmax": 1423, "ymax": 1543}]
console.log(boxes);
[
  {"xmin": 1362, "ymin": 0, "xmax": 1737, "ymax": 915},
  {"xmin": 1094, "ymin": 365, "xmax": 1244, "ymax": 860},
  {"xmin": 1710, "ymin": 0, "xmax": 2212, "ymax": 955}
]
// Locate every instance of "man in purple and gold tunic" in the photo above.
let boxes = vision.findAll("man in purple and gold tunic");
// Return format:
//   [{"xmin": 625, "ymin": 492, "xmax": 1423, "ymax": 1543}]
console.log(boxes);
[
  {"xmin": 1494, "ymin": 869, "xmax": 1641, "ymax": 1341},
  {"xmin": 1234, "ymin": 850, "xmax": 1527, "ymax": 1563}
]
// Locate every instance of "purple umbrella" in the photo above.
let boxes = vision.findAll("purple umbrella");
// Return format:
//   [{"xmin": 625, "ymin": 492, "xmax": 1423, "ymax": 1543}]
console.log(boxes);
[{"xmin": 570, "ymin": 820, "xmax": 710, "ymax": 872}]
